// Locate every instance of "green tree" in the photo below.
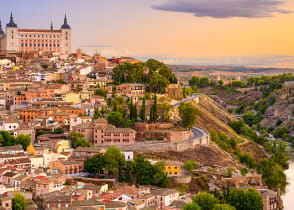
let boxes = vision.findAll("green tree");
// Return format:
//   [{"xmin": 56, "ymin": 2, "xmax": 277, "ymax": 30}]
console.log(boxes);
[
  {"xmin": 257, "ymin": 159, "xmax": 287, "ymax": 192},
  {"xmin": 84, "ymin": 153, "xmax": 106, "ymax": 175},
  {"xmin": 95, "ymin": 89, "xmax": 108, "ymax": 97},
  {"xmin": 157, "ymin": 102, "xmax": 172, "ymax": 121},
  {"xmin": 228, "ymin": 188, "xmax": 263, "ymax": 210},
  {"xmin": 178, "ymin": 102, "xmax": 198, "ymax": 129},
  {"xmin": 107, "ymin": 111, "xmax": 131, "ymax": 127},
  {"xmin": 183, "ymin": 202, "xmax": 201, "ymax": 210},
  {"xmin": 243, "ymin": 112, "xmax": 263, "ymax": 126},
  {"xmin": 0, "ymin": 131, "xmax": 17, "ymax": 146},
  {"xmin": 273, "ymin": 127, "xmax": 288, "ymax": 139},
  {"xmin": 212, "ymin": 204, "xmax": 236, "ymax": 210},
  {"xmin": 150, "ymin": 95, "xmax": 158, "ymax": 122},
  {"xmin": 183, "ymin": 160, "xmax": 198, "ymax": 172},
  {"xmin": 93, "ymin": 108, "xmax": 101, "ymax": 119},
  {"xmin": 12, "ymin": 193, "xmax": 27, "ymax": 210},
  {"xmin": 189, "ymin": 76, "xmax": 200, "ymax": 87},
  {"xmin": 16, "ymin": 134, "xmax": 31, "ymax": 150},
  {"xmin": 264, "ymin": 141, "xmax": 290, "ymax": 168},
  {"xmin": 199, "ymin": 77, "xmax": 211, "ymax": 87},
  {"xmin": 149, "ymin": 71, "xmax": 169, "ymax": 93},
  {"xmin": 53, "ymin": 127, "xmax": 63, "ymax": 134},
  {"xmin": 153, "ymin": 161, "xmax": 170, "ymax": 187},
  {"xmin": 104, "ymin": 146, "xmax": 125, "ymax": 175},
  {"xmin": 218, "ymin": 80, "xmax": 224, "ymax": 87},
  {"xmin": 140, "ymin": 97, "xmax": 146, "ymax": 120},
  {"xmin": 183, "ymin": 87, "xmax": 193, "ymax": 98},
  {"xmin": 132, "ymin": 156, "xmax": 155, "ymax": 185},
  {"xmin": 129, "ymin": 98, "xmax": 137, "ymax": 121},
  {"xmin": 68, "ymin": 131, "xmax": 91, "ymax": 149},
  {"xmin": 193, "ymin": 192, "xmax": 219, "ymax": 210}
]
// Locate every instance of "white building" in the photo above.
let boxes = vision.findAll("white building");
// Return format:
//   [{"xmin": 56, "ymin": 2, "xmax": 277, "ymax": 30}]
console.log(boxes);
[{"xmin": 0, "ymin": 13, "xmax": 71, "ymax": 55}]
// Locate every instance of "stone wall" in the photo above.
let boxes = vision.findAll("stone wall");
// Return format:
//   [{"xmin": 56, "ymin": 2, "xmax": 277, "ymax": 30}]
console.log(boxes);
[
  {"xmin": 134, "ymin": 122, "xmax": 174, "ymax": 131},
  {"xmin": 169, "ymin": 130, "xmax": 192, "ymax": 142},
  {"xmin": 172, "ymin": 175, "xmax": 192, "ymax": 184}
]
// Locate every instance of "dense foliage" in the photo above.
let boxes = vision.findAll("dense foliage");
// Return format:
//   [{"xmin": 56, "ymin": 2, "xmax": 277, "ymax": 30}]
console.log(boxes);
[
  {"xmin": 0, "ymin": 131, "xmax": 31, "ymax": 150},
  {"xmin": 68, "ymin": 131, "xmax": 91, "ymax": 149},
  {"xmin": 12, "ymin": 193, "xmax": 27, "ymax": 210},
  {"xmin": 84, "ymin": 147, "xmax": 170, "ymax": 187},
  {"xmin": 192, "ymin": 192, "xmax": 219, "ymax": 210},
  {"xmin": 178, "ymin": 102, "xmax": 198, "ymax": 129},
  {"xmin": 112, "ymin": 59, "xmax": 177, "ymax": 93},
  {"xmin": 189, "ymin": 76, "xmax": 211, "ymax": 88},
  {"xmin": 229, "ymin": 119, "xmax": 289, "ymax": 192},
  {"xmin": 228, "ymin": 188, "xmax": 263, "ymax": 210},
  {"xmin": 209, "ymin": 130, "xmax": 239, "ymax": 151},
  {"xmin": 185, "ymin": 188, "xmax": 262, "ymax": 210},
  {"xmin": 183, "ymin": 160, "xmax": 198, "ymax": 172}
]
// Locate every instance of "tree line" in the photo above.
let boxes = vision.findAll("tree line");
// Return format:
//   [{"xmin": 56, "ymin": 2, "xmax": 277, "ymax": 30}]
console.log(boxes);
[
  {"xmin": 112, "ymin": 59, "xmax": 177, "ymax": 93},
  {"xmin": 183, "ymin": 188, "xmax": 263, "ymax": 210},
  {"xmin": 84, "ymin": 146, "xmax": 169, "ymax": 187}
]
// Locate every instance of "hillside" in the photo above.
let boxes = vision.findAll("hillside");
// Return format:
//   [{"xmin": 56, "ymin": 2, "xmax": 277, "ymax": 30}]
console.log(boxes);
[
  {"xmin": 139, "ymin": 143, "xmax": 242, "ymax": 169},
  {"xmin": 262, "ymin": 84, "xmax": 294, "ymax": 135},
  {"xmin": 194, "ymin": 95, "xmax": 240, "ymax": 138}
]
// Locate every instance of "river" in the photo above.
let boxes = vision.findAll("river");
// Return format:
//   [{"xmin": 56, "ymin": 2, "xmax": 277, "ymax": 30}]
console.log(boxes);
[{"xmin": 282, "ymin": 147, "xmax": 294, "ymax": 210}]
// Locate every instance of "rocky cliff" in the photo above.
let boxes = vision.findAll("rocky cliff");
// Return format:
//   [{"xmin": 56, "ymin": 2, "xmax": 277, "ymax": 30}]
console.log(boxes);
[{"xmin": 261, "ymin": 85, "xmax": 294, "ymax": 134}]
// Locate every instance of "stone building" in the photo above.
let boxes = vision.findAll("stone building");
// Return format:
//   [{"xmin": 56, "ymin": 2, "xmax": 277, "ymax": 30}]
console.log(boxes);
[
  {"xmin": 73, "ymin": 118, "xmax": 136, "ymax": 146},
  {"xmin": 0, "ymin": 13, "xmax": 71, "ymax": 55},
  {"xmin": 134, "ymin": 121, "xmax": 192, "ymax": 142},
  {"xmin": 165, "ymin": 83, "xmax": 183, "ymax": 100}
]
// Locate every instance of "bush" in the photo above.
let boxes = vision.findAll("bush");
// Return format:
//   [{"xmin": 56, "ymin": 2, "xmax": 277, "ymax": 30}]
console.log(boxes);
[
  {"xmin": 193, "ymin": 192, "xmax": 219, "ymax": 210},
  {"xmin": 273, "ymin": 127, "xmax": 288, "ymax": 139},
  {"xmin": 183, "ymin": 160, "xmax": 198, "ymax": 172}
]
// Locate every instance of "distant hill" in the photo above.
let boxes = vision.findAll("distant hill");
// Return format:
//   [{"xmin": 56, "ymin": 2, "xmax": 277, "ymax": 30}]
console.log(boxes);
[{"xmin": 169, "ymin": 64, "xmax": 294, "ymax": 75}]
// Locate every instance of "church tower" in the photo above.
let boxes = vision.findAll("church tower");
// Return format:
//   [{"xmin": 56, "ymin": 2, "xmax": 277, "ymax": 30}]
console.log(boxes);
[
  {"xmin": 60, "ymin": 13, "xmax": 71, "ymax": 55},
  {"xmin": 6, "ymin": 12, "xmax": 19, "ymax": 52}
]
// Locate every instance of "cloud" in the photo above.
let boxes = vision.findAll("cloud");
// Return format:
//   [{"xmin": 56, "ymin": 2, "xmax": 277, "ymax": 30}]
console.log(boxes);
[{"xmin": 152, "ymin": 0, "xmax": 292, "ymax": 18}]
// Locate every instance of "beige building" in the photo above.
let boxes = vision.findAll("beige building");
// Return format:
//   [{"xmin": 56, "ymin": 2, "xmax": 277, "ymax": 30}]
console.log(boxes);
[
  {"xmin": 62, "ymin": 92, "xmax": 81, "ymax": 104},
  {"xmin": 0, "ymin": 13, "xmax": 71, "ymax": 55}
]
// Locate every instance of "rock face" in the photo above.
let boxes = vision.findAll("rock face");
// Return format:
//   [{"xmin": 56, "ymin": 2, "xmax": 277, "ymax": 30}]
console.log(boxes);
[{"xmin": 261, "ymin": 86, "xmax": 294, "ymax": 133}]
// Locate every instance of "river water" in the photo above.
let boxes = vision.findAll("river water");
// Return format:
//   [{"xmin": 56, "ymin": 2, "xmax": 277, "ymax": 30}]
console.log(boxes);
[{"xmin": 282, "ymin": 148, "xmax": 294, "ymax": 209}]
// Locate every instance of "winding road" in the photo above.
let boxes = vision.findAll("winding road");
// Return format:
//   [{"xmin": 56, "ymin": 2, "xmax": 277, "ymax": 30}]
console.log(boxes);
[{"xmin": 172, "ymin": 94, "xmax": 208, "ymax": 141}]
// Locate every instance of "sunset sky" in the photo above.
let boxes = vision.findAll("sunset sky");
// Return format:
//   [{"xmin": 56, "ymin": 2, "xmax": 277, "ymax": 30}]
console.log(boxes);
[{"xmin": 1, "ymin": 0, "xmax": 294, "ymax": 66}]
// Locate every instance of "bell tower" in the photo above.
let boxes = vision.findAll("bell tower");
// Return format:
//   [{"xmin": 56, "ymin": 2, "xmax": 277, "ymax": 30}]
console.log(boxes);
[
  {"xmin": 60, "ymin": 13, "xmax": 71, "ymax": 55},
  {"xmin": 6, "ymin": 12, "xmax": 19, "ymax": 52}
]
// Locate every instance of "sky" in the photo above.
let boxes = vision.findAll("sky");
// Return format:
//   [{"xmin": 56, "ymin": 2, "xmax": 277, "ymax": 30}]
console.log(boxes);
[{"xmin": 1, "ymin": 0, "xmax": 294, "ymax": 66}]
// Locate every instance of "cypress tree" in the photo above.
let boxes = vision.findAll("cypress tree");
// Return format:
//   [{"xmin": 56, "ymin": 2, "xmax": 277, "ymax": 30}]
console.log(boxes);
[
  {"xmin": 134, "ymin": 103, "xmax": 138, "ymax": 120},
  {"xmin": 150, "ymin": 105, "xmax": 154, "ymax": 122},
  {"xmin": 153, "ymin": 95, "xmax": 157, "ymax": 122},
  {"xmin": 140, "ymin": 97, "xmax": 146, "ymax": 120}
]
